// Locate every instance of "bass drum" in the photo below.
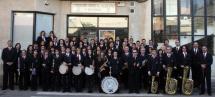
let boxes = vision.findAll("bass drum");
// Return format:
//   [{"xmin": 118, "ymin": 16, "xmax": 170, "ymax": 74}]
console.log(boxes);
[
  {"xmin": 59, "ymin": 63, "xmax": 68, "ymax": 75},
  {"xmin": 101, "ymin": 76, "xmax": 119, "ymax": 94}
]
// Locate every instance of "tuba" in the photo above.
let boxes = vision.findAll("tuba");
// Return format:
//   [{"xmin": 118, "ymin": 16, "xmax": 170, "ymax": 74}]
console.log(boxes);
[
  {"xmin": 165, "ymin": 67, "xmax": 178, "ymax": 95},
  {"xmin": 182, "ymin": 66, "xmax": 193, "ymax": 95},
  {"xmin": 151, "ymin": 76, "xmax": 158, "ymax": 94}
]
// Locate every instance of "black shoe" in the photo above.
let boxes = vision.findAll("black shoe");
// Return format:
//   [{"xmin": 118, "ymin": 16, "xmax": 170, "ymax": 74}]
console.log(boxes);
[
  {"xmin": 208, "ymin": 93, "xmax": 212, "ymax": 96},
  {"xmin": 10, "ymin": 88, "xmax": 14, "ymax": 90},
  {"xmin": 2, "ymin": 88, "xmax": 7, "ymax": 90},
  {"xmin": 148, "ymin": 91, "xmax": 151, "ymax": 94},
  {"xmin": 88, "ymin": 90, "xmax": 93, "ymax": 93},
  {"xmin": 199, "ymin": 92, "xmax": 204, "ymax": 95}
]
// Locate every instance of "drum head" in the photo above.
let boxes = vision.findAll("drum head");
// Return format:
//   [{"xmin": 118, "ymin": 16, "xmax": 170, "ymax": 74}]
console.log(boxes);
[
  {"xmin": 85, "ymin": 67, "xmax": 94, "ymax": 75},
  {"xmin": 101, "ymin": 76, "xmax": 119, "ymax": 94},
  {"xmin": 59, "ymin": 64, "xmax": 68, "ymax": 75},
  {"xmin": 72, "ymin": 66, "xmax": 82, "ymax": 75}
]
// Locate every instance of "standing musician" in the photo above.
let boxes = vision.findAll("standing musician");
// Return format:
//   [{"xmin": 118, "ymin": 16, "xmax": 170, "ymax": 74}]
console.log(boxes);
[
  {"xmin": 190, "ymin": 42, "xmax": 202, "ymax": 88},
  {"xmin": 73, "ymin": 48, "xmax": 84, "ymax": 92},
  {"xmin": 199, "ymin": 46, "xmax": 213, "ymax": 96},
  {"xmin": 30, "ymin": 50, "xmax": 41, "ymax": 91},
  {"xmin": 19, "ymin": 50, "xmax": 30, "ymax": 90},
  {"xmin": 2, "ymin": 40, "xmax": 16, "ymax": 90},
  {"xmin": 14, "ymin": 43, "xmax": 21, "ymax": 85},
  {"xmin": 178, "ymin": 46, "xmax": 191, "ymax": 93},
  {"xmin": 84, "ymin": 48, "xmax": 95, "ymax": 93},
  {"xmin": 138, "ymin": 47, "xmax": 148, "ymax": 89},
  {"xmin": 41, "ymin": 50, "xmax": 52, "ymax": 91},
  {"xmin": 121, "ymin": 46, "xmax": 131, "ymax": 89},
  {"xmin": 107, "ymin": 50, "xmax": 122, "ymax": 93},
  {"xmin": 162, "ymin": 46, "xmax": 176, "ymax": 93},
  {"xmin": 62, "ymin": 47, "xmax": 72, "ymax": 92},
  {"xmin": 94, "ymin": 47, "xmax": 108, "ymax": 92},
  {"xmin": 50, "ymin": 49, "xmax": 63, "ymax": 91},
  {"xmin": 147, "ymin": 49, "xmax": 161, "ymax": 93},
  {"xmin": 128, "ymin": 49, "xmax": 141, "ymax": 93}
]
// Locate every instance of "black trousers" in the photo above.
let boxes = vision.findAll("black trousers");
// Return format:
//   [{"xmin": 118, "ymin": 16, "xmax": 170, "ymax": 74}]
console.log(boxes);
[
  {"xmin": 30, "ymin": 74, "xmax": 38, "ymax": 90},
  {"xmin": 19, "ymin": 71, "xmax": 29, "ymax": 90},
  {"xmin": 200, "ymin": 67, "xmax": 211, "ymax": 94},
  {"xmin": 41, "ymin": 69, "xmax": 50, "ymax": 91},
  {"xmin": 50, "ymin": 72, "xmax": 61, "ymax": 91},
  {"xmin": 128, "ymin": 70, "xmax": 141, "ymax": 92},
  {"xmin": 85, "ymin": 75, "xmax": 94, "ymax": 92},
  {"xmin": 3, "ymin": 64, "xmax": 14, "ymax": 89},
  {"xmin": 74, "ymin": 73, "xmax": 84, "ymax": 92},
  {"xmin": 191, "ymin": 64, "xmax": 201, "ymax": 87},
  {"xmin": 61, "ymin": 73, "xmax": 71, "ymax": 92}
]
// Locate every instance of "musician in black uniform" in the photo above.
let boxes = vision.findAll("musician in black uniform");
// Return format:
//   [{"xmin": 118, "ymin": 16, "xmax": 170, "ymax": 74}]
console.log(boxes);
[
  {"xmin": 30, "ymin": 50, "xmax": 41, "ymax": 91},
  {"xmin": 50, "ymin": 49, "xmax": 63, "ymax": 91},
  {"xmin": 84, "ymin": 48, "xmax": 95, "ymax": 93},
  {"xmin": 62, "ymin": 47, "xmax": 72, "ymax": 92},
  {"xmin": 199, "ymin": 46, "xmax": 213, "ymax": 96},
  {"xmin": 190, "ymin": 42, "xmax": 202, "ymax": 88},
  {"xmin": 172, "ymin": 40, "xmax": 182, "ymax": 79},
  {"xmin": 14, "ymin": 43, "xmax": 21, "ymax": 85},
  {"xmin": 73, "ymin": 48, "xmax": 84, "ymax": 92},
  {"xmin": 1, "ymin": 40, "xmax": 16, "ymax": 90},
  {"xmin": 138, "ymin": 47, "xmax": 148, "ymax": 89},
  {"xmin": 108, "ymin": 50, "xmax": 122, "ymax": 92},
  {"xmin": 121, "ymin": 46, "xmax": 131, "ymax": 89},
  {"xmin": 161, "ymin": 46, "xmax": 176, "ymax": 93},
  {"xmin": 19, "ymin": 50, "xmax": 30, "ymax": 90},
  {"xmin": 178, "ymin": 46, "xmax": 191, "ymax": 93},
  {"xmin": 147, "ymin": 49, "xmax": 161, "ymax": 93},
  {"xmin": 41, "ymin": 51, "xmax": 52, "ymax": 91},
  {"xmin": 128, "ymin": 49, "xmax": 141, "ymax": 93}
]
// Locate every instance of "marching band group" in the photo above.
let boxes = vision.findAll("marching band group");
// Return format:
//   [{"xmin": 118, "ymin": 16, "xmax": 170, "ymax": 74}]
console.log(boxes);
[{"xmin": 1, "ymin": 31, "xmax": 213, "ymax": 95}]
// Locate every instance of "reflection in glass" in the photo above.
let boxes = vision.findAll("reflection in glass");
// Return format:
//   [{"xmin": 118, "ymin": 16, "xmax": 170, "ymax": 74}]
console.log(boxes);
[
  {"xmin": 193, "ymin": 0, "xmax": 204, "ymax": 16},
  {"xmin": 180, "ymin": 36, "xmax": 192, "ymax": 45},
  {"xmin": 166, "ymin": 17, "xmax": 178, "ymax": 35},
  {"xmin": 166, "ymin": 0, "xmax": 178, "ymax": 15},
  {"xmin": 153, "ymin": 17, "xmax": 164, "ymax": 40},
  {"xmin": 194, "ymin": 17, "xmax": 205, "ymax": 35},
  {"xmin": 180, "ymin": 16, "xmax": 192, "ymax": 35},
  {"xmin": 207, "ymin": 17, "xmax": 215, "ymax": 35},
  {"xmin": 68, "ymin": 17, "xmax": 97, "ymax": 27},
  {"xmin": 207, "ymin": 0, "xmax": 215, "ymax": 16},
  {"xmin": 153, "ymin": 0, "xmax": 163, "ymax": 16},
  {"xmin": 194, "ymin": 36, "xmax": 204, "ymax": 41},
  {"xmin": 180, "ymin": 0, "xmax": 191, "ymax": 15},
  {"xmin": 99, "ymin": 17, "xmax": 128, "ymax": 28}
]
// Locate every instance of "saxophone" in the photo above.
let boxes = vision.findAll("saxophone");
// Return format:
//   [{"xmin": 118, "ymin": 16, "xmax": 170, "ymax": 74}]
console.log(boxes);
[
  {"xmin": 151, "ymin": 76, "xmax": 158, "ymax": 93},
  {"xmin": 165, "ymin": 67, "xmax": 178, "ymax": 94},
  {"xmin": 182, "ymin": 66, "xmax": 193, "ymax": 95}
]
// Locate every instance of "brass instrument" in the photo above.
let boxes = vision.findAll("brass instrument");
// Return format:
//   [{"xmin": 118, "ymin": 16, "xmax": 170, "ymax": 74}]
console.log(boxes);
[
  {"xmin": 99, "ymin": 59, "xmax": 108, "ymax": 72},
  {"xmin": 182, "ymin": 66, "xmax": 193, "ymax": 95},
  {"xmin": 165, "ymin": 67, "xmax": 178, "ymax": 95},
  {"xmin": 151, "ymin": 76, "xmax": 158, "ymax": 94}
]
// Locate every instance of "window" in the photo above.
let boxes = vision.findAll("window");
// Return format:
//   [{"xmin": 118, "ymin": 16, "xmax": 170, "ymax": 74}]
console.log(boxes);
[
  {"xmin": 153, "ymin": 0, "xmax": 163, "ymax": 16},
  {"xmin": 67, "ymin": 16, "xmax": 129, "ymax": 40},
  {"xmin": 180, "ymin": 0, "xmax": 191, "ymax": 15},
  {"xmin": 166, "ymin": 0, "xmax": 178, "ymax": 15},
  {"xmin": 193, "ymin": 17, "xmax": 205, "ymax": 35},
  {"xmin": 207, "ymin": 0, "xmax": 215, "ymax": 16},
  {"xmin": 193, "ymin": 0, "xmax": 204, "ymax": 16},
  {"xmin": 207, "ymin": 17, "xmax": 215, "ymax": 35},
  {"xmin": 166, "ymin": 17, "xmax": 178, "ymax": 35},
  {"xmin": 180, "ymin": 16, "xmax": 192, "ymax": 35}
]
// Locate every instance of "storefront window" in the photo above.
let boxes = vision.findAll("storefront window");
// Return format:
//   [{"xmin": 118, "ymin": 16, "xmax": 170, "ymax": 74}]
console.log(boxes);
[
  {"xmin": 68, "ymin": 17, "xmax": 97, "ymax": 27},
  {"xmin": 99, "ymin": 17, "xmax": 128, "ymax": 28},
  {"xmin": 180, "ymin": 36, "xmax": 192, "ymax": 45}
]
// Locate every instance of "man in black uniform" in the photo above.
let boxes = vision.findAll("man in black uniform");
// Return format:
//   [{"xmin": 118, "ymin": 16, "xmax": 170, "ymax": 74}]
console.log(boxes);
[
  {"xmin": 138, "ymin": 47, "xmax": 148, "ymax": 89},
  {"xmin": 147, "ymin": 49, "xmax": 161, "ymax": 93},
  {"xmin": 19, "ymin": 50, "xmax": 30, "ymax": 90},
  {"xmin": 1, "ymin": 40, "xmax": 16, "ymax": 90},
  {"xmin": 190, "ymin": 42, "xmax": 202, "ymax": 88},
  {"xmin": 199, "ymin": 46, "xmax": 213, "ymax": 96},
  {"xmin": 128, "ymin": 49, "xmax": 141, "ymax": 93}
]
